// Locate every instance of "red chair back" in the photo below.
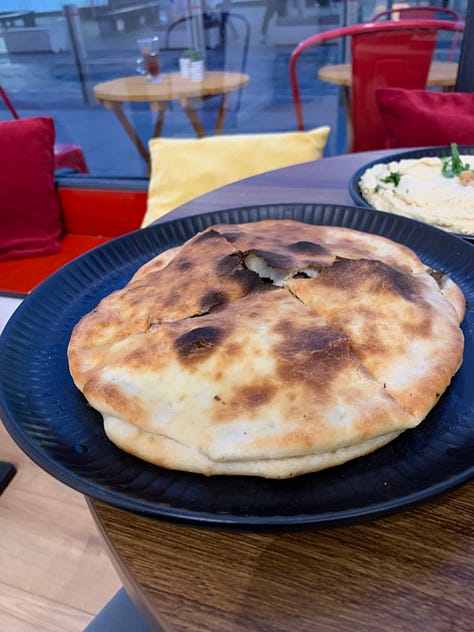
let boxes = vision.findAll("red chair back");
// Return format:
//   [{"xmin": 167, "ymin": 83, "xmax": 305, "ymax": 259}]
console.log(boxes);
[
  {"xmin": 352, "ymin": 24, "xmax": 434, "ymax": 152},
  {"xmin": 0, "ymin": 84, "xmax": 20, "ymax": 119},
  {"xmin": 372, "ymin": 6, "xmax": 460, "ymax": 22},
  {"xmin": 289, "ymin": 20, "xmax": 464, "ymax": 153},
  {"xmin": 372, "ymin": 6, "xmax": 461, "ymax": 61}
]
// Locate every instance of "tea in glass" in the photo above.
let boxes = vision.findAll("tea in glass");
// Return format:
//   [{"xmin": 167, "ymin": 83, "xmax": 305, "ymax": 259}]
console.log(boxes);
[{"xmin": 136, "ymin": 36, "xmax": 161, "ymax": 82}]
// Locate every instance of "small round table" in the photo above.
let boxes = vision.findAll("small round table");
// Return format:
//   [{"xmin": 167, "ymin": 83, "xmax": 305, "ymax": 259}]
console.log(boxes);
[
  {"xmin": 318, "ymin": 60, "xmax": 459, "ymax": 88},
  {"xmin": 93, "ymin": 71, "xmax": 250, "ymax": 164}
]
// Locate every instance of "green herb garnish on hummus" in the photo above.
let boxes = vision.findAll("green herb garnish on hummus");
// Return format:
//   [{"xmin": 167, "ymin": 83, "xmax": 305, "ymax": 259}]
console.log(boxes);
[
  {"xmin": 381, "ymin": 171, "xmax": 401, "ymax": 187},
  {"xmin": 441, "ymin": 142, "xmax": 470, "ymax": 178}
]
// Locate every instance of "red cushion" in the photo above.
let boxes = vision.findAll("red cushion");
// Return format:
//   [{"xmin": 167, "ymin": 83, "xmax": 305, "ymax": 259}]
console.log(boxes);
[
  {"xmin": 0, "ymin": 234, "xmax": 111, "ymax": 295},
  {"xmin": 375, "ymin": 88, "xmax": 474, "ymax": 149},
  {"xmin": 0, "ymin": 117, "xmax": 62, "ymax": 262}
]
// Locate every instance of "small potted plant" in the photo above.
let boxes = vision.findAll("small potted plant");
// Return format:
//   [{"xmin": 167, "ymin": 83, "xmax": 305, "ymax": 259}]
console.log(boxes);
[
  {"xmin": 189, "ymin": 49, "xmax": 205, "ymax": 82},
  {"xmin": 179, "ymin": 48, "xmax": 193, "ymax": 78},
  {"xmin": 179, "ymin": 48, "xmax": 204, "ymax": 81}
]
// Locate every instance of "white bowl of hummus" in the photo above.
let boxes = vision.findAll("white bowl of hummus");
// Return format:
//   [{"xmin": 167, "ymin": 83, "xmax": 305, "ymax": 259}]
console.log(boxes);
[{"xmin": 350, "ymin": 146, "xmax": 474, "ymax": 237}]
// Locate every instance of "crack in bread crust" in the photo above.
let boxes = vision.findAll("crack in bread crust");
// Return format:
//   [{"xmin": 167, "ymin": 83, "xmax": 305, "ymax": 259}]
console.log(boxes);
[{"xmin": 287, "ymin": 258, "xmax": 464, "ymax": 419}]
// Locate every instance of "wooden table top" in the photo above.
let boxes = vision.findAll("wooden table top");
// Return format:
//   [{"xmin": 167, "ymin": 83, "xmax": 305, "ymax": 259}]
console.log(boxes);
[
  {"xmin": 93, "ymin": 71, "xmax": 250, "ymax": 103},
  {"xmin": 90, "ymin": 149, "xmax": 474, "ymax": 632},
  {"xmin": 318, "ymin": 60, "xmax": 459, "ymax": 88}
]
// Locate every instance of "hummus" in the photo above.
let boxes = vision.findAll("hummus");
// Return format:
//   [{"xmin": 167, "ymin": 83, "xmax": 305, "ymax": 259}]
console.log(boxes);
[{"xmin": 359, "ymin": 155, "xmax": 474, "ymax": 236}]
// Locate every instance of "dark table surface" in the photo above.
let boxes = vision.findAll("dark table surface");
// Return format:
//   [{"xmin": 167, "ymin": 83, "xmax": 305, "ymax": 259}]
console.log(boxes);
[
  {"xmin": 90, "ymin": 148, "xmax": 474, "ymax": 632},
  {"xmin": 164, "ymin": 147, "xmax": 380, "ymax": 221}
]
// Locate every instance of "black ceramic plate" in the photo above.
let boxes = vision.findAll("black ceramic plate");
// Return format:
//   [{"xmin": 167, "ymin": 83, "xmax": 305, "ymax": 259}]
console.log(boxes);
[
  {"xmin": 0, "ymin": 204, "xmax": 473, "ymax": 530},
  {"xmin": 348, "ymin": 145, "xmax": 474, "ymax": 242}
]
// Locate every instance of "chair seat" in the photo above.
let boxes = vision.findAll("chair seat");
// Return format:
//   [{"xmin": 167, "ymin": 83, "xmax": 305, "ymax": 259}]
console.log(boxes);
[
  {"xmin": 54, "ymin": 142, "xmax": 89, "ymax": 173},
  {"xmin": 0, "ymin": 233, "xmax": 111, "ymax": 295}
]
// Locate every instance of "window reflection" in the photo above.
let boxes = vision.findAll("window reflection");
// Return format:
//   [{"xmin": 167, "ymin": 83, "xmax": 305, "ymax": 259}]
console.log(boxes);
[{"xmin": 0, "ymin": 0, "xmax": 467, "ymax": 176}]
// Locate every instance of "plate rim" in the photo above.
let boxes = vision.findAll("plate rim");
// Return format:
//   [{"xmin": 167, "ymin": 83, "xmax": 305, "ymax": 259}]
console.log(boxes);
[{"xmin": 0, "ymin": 202, "xmax": 473, "ymax": 529}]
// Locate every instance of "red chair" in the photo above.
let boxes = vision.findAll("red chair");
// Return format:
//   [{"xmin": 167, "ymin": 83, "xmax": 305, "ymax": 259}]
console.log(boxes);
[
  {"xmin": 289, "ymin": 19, "xmax": 464, "ymax": 153},
  {"xmin": 372, "ymin": 6, "xmax": 461, "ymax": 21},
  {"xmin": 372, "ymin": 6, "xmax": 461, "ymax": 61},
  {"xmin": 0, "ymin": 84, "xmax": 89, "ymax": 174},
  {"xmin": 53, "ymin": 142, "xmax": 89, "ymax": 173}
]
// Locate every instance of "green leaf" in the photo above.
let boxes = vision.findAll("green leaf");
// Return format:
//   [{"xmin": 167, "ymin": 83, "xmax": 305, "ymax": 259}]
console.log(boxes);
[
  {"xmin": 441, "ymin": 142, "xmax": 470, "ymax": 178},
  {"xmin": 381, "ymin": 171, "xmax": 401, "ymax": 187}
]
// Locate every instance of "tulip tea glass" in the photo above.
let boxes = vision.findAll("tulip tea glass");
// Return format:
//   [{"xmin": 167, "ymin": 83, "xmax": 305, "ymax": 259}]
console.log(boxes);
[{"xmin": 136, "ymin": 36, "xmax": 161, "ymax": 83}]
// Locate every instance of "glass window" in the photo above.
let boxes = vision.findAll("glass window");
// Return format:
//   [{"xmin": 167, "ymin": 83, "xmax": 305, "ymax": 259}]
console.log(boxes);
[{"xmin": 0, "ymin": 0, "xmax": 467, "ymax": 176}]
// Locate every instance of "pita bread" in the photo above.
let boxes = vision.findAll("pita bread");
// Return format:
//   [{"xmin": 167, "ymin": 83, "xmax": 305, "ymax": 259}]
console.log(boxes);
[{"xmin": 68, "ymin": 220, "xmax": 465, "ymax": 478}]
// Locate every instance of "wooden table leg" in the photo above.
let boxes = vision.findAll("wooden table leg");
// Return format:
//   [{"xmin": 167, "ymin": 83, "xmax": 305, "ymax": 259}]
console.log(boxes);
[
  {"xmin": 180, "ymin": 98, "xmax": 206, "ymax": 137},
  {"xmin": 107, "ymin": 101, "xmax": 150, "ymax": 165},
  {"xmin": 214, "ymin": 93, "xmax": 229, "ymax": 135},
  {"xmin": 181, "ymin": 93, "xmax": 231, "ymax": 138},
  {"xmin": 150, "ymin": 102, "xmax": 168, "ymax": 138}
]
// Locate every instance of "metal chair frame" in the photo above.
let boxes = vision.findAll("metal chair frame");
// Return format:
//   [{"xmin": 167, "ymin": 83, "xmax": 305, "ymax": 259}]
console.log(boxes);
[
  {"xmin": 164, "ymin": 12, "xmax": 250, "ymax": 114},
  {"xmin": 372, "ymin": 5, "xmax": 461, "ymax": 21},
  {"xmin": 164, "ymin": 11, "xmax": 250, "ymax": 64},
  {"xmin": 289, "ymin": 19, "xmax": 465, "ymax": 153},
  {"xmin": 372, "ymin": 5, "xmax": 462, "ymax": 61}
]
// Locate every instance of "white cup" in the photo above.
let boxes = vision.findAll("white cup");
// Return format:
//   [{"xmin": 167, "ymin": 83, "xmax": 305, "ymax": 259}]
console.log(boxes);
[
  {"xmin": 190, "ymin": 60, "xmax": 204, "ymax": 82},
  {"xmin": 179, "ymin": 57, "xmax": 191, "ymax": 78}
]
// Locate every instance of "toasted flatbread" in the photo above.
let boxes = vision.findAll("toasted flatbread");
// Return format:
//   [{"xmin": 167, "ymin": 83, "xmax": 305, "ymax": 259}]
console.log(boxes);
[{"xmin": 68, "ymin": 220, "xmax": 465, "ymax": 478}]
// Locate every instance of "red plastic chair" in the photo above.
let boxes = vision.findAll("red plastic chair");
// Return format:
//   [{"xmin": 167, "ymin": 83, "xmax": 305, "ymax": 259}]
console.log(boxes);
[
  {"xmin": 0, "ymin": 84, "xmax": 89, "ymax": 174},
  {"xmin": 372, "ymin": 6, "xmax": 461, "ymax": 22},
  {"xmin": 372, "ymin": 6, "xmax": 461, "ymax": 61},
  {"xmin": 289, "ymin": 19, "xmax": 464, "ymax": 153}
]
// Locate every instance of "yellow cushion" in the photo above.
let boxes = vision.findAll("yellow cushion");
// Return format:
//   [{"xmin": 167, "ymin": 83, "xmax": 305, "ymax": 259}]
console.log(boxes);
[{"xmin": 142, "ymin": 126, "xmax": 330, "ymax": 227}]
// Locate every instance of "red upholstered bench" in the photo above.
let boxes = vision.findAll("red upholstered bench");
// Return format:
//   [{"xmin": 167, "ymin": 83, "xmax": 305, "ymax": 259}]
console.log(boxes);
[{"xmin": 0, "ymin": 176, "xmax": 148, "ymax": 296}]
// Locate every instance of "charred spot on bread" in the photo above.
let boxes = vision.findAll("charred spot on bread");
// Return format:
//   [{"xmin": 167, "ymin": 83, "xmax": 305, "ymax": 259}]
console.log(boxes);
[{"xmin": 174, "ymin": 326, "xmax": 226, "ymax": 362}]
